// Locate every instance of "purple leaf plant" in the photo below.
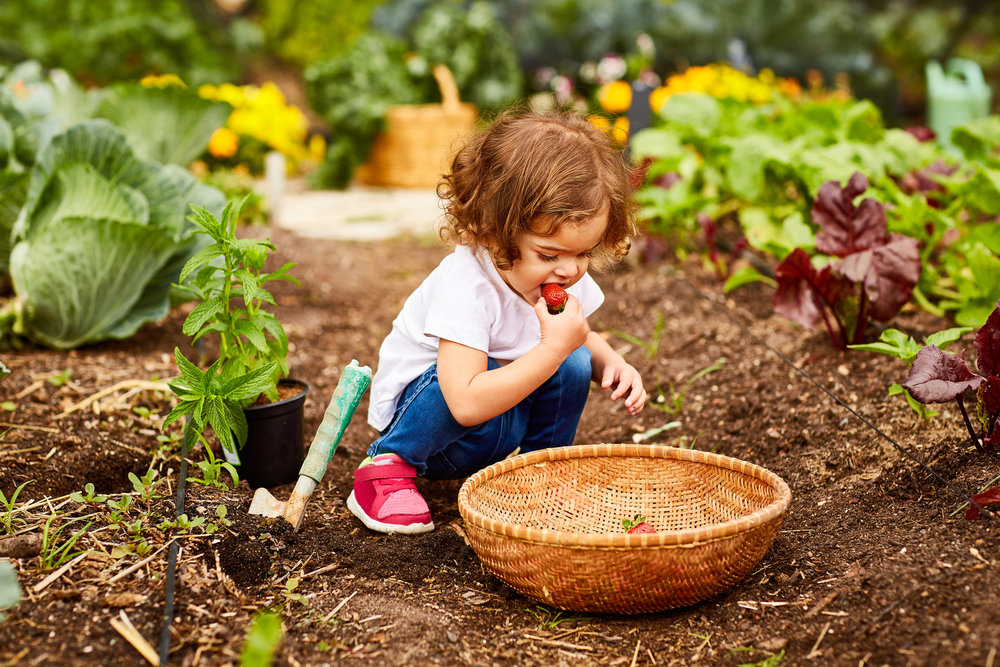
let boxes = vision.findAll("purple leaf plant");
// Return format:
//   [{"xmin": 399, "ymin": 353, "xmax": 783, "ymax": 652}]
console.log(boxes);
[
  {"xmin": 773, "ymin": 172, "xmax": 922, "ymax": 350},
  {"xmin": 902, "ymin": 301, "xmax": 1000, "ymax": 454}
]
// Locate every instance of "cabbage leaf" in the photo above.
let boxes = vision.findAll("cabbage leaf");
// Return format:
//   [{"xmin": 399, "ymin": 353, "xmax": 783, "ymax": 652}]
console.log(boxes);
[{"xmin": 5, "ymin": 119, "xmax": 224, "ymax": 348}]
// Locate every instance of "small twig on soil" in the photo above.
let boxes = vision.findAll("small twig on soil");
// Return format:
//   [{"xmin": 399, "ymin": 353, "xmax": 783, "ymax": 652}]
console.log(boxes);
[
  {"xmin": 15, "ymin": 379, "xmax": 45, "ymax": 399},
  {"xmin": 630, "ymin": 639, "xmax": 641, "ymax": 667},
  {"xmin": 0, "ymin": 446, "xmax": 42, "ymax": 459},
  {"xmin": 55, "ymin": 380, "xmax": 171, "ymax": 418},
  {"xmin": 522, "ymin": 635, "xmax": 596, "ymax": 651},
  {"xmin": 326, "ymin": 590, "xmax": 358, "ymax": 620},
  {"xmin": 301, "ymin": 562, "xmax": 339, "ymax": 580},
  {"xmin": 806, "ymin": 621, "xmax": 831, "ymax": 659},
  {"xmin": 805, "ymin": 592, "xmax": 839, "ymax": 618},
  {"xmin": 0, "ymin": 422, "xmax": 58, "ymax": 433},
  {"xmin": 111, "ymin": 610, "xmax": 160, "ymax": 666},
  {"xmin": 109, "ymin": 542, "xmax": 172, "ymax": 584}
]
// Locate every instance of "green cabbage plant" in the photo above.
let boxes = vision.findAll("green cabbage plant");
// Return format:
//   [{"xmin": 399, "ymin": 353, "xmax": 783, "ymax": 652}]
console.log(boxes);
[{"xmin": 1, "ymin": 120, "xmax": 225, "ymax": 349}]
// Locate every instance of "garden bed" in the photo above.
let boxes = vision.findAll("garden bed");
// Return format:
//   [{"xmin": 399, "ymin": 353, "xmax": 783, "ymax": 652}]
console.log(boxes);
[{"xmin": 1, "ymin": 226, "xmax": 998, "ymax": 666}]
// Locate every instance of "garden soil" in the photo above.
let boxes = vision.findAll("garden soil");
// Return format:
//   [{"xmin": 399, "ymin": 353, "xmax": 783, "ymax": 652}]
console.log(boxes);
[{"xmin": 1, "ymin": 225, "xmax": 998, "ymax": 666}]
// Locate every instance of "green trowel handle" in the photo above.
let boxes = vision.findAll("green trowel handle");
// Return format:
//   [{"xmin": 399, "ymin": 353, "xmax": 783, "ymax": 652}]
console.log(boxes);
[{"xmin": 298, "ymin": 360, "xmax": 372, "ymax": 483}]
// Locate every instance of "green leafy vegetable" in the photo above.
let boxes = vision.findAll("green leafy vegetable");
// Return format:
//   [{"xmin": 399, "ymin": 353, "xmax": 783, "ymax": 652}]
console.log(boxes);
[
  {"xmin": 2, "ymin": 120, "xmax": 225, "ymax": 348},
  {"xmin": 95, "ymin": 83, "xmax": 232, "ymax": 166}
]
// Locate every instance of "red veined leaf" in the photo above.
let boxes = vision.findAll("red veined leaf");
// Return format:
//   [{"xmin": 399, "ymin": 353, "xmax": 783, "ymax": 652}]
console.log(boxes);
[
  {"xmin": 773, "ymin": 248, "xmax": 849, "ymax": 329},
  {"xmin": 974, "ymin": 301, "xmax": 1000, "ymax": 377},
  {"xmin": 903, "ymin": 346, "xmax": 984, "ymax": 404},
  {"xmin": 813, "ymin": 172, "xmax": 888, "ymax": 257},
  {"xmin": 965, "ymin": 485, "xmax": 1000, "ymax": 520},
  {"xmin": 834, "ymin": 234, "xmax": 921, "ymax": 322},
  {"xmin": 982, "ymin": 376, "xmax": 1000, "ymax": 415}
]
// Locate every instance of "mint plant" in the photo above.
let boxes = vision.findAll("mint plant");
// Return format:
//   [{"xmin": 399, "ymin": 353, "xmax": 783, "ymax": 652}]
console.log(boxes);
[
  {"xmin": 772, "ymin": 173, "xmax": 922, "ymax": 350},
  {"xmin": 164, "ymin": 198, "xmax": 299, "ymax": 454},
  {"xmin": 901, "ymin": 301, "xmax": 1000, "ymax": 453}
]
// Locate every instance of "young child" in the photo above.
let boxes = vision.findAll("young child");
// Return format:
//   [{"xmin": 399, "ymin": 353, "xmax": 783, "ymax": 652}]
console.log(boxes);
[{"xmin": 347, "ymin": 109, "xmax": 647, "ymax": 534}]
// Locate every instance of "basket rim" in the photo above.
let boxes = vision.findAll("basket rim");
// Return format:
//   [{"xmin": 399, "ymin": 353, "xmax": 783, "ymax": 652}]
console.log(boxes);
[{"xmin": 457, "ymin": 443, "xmax": 791, "ymax": 548}]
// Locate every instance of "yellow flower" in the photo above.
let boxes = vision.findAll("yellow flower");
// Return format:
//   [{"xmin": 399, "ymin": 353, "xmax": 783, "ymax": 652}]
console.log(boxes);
[
  {"xmin": 597, "ymin": 81, "xmax": 632, "ymax": 114},
  {"xmin": 208, "ymin": 127, "xmax": 239, "ymax": 160},
  {"xmin": 610, "ymin": 116, "xmax": 629, "ymax": 145},
  {"xmin": 649, "ymin": 86, "xmax": 671, "ymax": 113},
  {"xmin": 587, "ymin": 114, "xmax": 612, "ymax": 132},
  {"xmin": 140, "ymin": 73, "xmax": 186, "ymax": 88}
]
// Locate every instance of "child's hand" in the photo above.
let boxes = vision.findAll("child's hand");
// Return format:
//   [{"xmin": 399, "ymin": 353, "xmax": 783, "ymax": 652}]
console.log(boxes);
[
  {"xmin": 600, "ymin": 360, "xmax": 647, "ymax": 416},
  {"xmin": 534, "ymin": 294, "xmax": 590, "ymax": 357}
]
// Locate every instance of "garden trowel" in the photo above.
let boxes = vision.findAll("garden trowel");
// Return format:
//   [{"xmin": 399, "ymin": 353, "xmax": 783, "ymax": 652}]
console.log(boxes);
[{"xmin": 249, "ymin": 360, "xmax": 372, "ymax": 531}]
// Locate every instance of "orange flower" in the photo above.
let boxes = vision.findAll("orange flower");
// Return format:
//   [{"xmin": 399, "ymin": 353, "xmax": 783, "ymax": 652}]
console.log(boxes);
[
  {"xmin": 208, "ymin": 127, "xmax": 239, "ymax": 160},
  {"xmin": 598, "ymin": 81, "xmax": 632, "ymax": 114}
]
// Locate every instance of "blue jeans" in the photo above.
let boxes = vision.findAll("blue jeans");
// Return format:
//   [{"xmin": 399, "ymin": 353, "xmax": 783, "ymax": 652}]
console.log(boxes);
[{"xmin": 368, "ymin": 346, "xmax": 592, "ymax": 479}]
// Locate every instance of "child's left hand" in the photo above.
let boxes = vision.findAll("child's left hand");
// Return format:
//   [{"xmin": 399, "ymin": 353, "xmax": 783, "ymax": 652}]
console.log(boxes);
[{"xmin": 600, "ymin": 361, "xmax": 647, "ymax": 416}]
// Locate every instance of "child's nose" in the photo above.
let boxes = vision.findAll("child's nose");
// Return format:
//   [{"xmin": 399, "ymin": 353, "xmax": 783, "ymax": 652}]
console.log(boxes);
[{"xmin": 555, "ymin": 258, "xmax": 580, "ymax": 278}]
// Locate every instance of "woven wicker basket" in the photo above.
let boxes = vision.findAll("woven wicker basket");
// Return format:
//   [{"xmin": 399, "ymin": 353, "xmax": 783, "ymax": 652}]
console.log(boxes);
[
  {"xmin": 457, "ymin": 443, "xmax": 791, "ymax": 614},
  {"xmin": 355, "ymin": 64, "xmax": 477, "ymax": 189}
]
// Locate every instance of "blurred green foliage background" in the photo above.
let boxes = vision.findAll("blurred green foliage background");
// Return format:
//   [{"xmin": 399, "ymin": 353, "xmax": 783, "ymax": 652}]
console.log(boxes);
[{"xmin": 0, "ymin": 0, "xmax": 996, "ymax": 128}]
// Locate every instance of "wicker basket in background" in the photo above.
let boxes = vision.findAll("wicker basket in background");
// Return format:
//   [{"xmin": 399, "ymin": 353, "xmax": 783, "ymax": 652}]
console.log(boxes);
[
  {"xmin": 457, "ymin": 443, "xmax": 791, "ymax": 614},
  {"xmin": 355, "ymin": 64, "xmax": 477, "ymax": 189}
]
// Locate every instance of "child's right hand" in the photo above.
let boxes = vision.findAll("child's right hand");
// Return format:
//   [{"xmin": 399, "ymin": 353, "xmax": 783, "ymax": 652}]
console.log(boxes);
[{"xmin": 534, "ymin": 294, "xmax": 590, "ymax": 357}]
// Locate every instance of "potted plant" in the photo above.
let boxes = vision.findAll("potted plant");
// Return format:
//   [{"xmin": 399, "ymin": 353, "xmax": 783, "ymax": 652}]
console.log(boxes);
[{"xmin": 163, "ymin": 198, "xmax": 307, "ymax": 489}]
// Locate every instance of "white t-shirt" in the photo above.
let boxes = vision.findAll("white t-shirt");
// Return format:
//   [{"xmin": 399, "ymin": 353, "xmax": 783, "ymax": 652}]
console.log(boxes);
[{"xmin": 367, "ymin": 244, "xmax": 605, "ymax": 431}]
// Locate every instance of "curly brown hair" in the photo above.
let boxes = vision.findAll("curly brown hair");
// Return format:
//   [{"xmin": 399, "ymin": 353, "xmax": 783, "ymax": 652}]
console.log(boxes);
[{"xmin": 437, "ymin": 107, "xmax": 638, "ymax": 271}]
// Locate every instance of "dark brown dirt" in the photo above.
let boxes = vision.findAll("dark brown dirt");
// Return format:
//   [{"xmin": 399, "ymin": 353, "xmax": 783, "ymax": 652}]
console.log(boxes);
[{"xmin": 1, "ymin": 225, "xmax": 999, "ymax": 666}]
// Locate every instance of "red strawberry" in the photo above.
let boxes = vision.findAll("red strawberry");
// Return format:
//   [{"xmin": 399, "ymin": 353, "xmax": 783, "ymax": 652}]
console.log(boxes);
[
  {"xmin": 623, "ymin": 514, "xmax": 655, "ymax": 534},
  {"xmin": 541, "ymin": 283, "xmax": 568, "ymax": 314}
]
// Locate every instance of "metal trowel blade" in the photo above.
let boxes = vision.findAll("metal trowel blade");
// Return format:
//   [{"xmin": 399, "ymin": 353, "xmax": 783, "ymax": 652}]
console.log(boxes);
[{"xmin": 249, "ymin": 487, "xmax": 287, "ymax": 517}]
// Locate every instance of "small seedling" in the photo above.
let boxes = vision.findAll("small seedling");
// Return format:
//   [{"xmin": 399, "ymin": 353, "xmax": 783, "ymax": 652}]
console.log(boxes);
[
  {"xmin": 132, "ymin": 405, "xmax": 157, "ymax": 419},
  {"xmin": 524, "ymin": 605, "xmax": 590, "ymax": 630},
  {"xmin": 158, "ymin": 514, "xmax": 206, "ymax": 534},
  {"xmin": 105, "ymin": 494, "xmax": 135, "ymax": 524},
  {"xmin": 206, "ymin": 505, "xmax": 234, "ymax": 534},
  {"xmin": 0, "ymin": 481, "xmax": 31, "ymax": 534},
  {"xmin": 651, "ymin": 357, "xmax": 726, "ymax": 415},
  {"xmin": 69, "ymin": 483, "xmax": 109, "ymax": 508},
  {"xmin": 0, "ymin": 560, "xmax": 21, "ymax": 623},
  {"xmin": 603, "ymin": 312, "xmax": 666, "ymax": 360},
  {"xmin": 281, "ymin": 578, "xmax": 309, "ymax": 609},
  {"xmin": 39, "ymin": 514, "xmax": 93, "ymax": 570},
  {"xmin": 128, "ymin": 469, "xmax": 162, "ymax": 511},
  {"xmin": 729, "ymin": 646, "xmax": 785, "ymax": 667},
  {"xmin": 187, "ymin": 445, "xmax": 239, "ymax": 489},
  {"xmin": 46, "ymin": 368, "xmax": 72, "ymax": 387}
]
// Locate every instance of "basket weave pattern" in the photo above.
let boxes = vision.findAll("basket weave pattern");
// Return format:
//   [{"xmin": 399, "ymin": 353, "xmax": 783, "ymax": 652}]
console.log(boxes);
[
  {"xmin": 457, "ymin": 444, "xmax": 791, "ymax": 614},
  {"xmin": 355, "ymin": 64, "xmax": 477, "ymax": 188}
]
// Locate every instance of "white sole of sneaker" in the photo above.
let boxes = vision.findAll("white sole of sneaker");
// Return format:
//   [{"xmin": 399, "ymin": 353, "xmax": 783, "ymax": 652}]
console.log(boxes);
[{"xmin": 346, "ymin": 491, "xmax": 435, "ymax": 535}]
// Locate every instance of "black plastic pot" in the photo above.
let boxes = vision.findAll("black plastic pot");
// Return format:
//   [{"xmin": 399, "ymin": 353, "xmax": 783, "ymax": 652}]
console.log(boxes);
[{"xmin": 231, "ymin": 378, "xmax": 309, "ymax": 489}]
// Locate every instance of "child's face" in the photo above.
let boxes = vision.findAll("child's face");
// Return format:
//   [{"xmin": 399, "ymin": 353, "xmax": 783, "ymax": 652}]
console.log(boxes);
[{"xmin": 498, "ymin": 208, "xmax": 609, "ymax": 304}]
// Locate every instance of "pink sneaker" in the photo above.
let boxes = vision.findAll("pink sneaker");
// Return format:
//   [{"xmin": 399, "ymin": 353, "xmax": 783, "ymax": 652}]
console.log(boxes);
[{"xmin": 346, "ymin": 453, "xmax": 434, "ymax": 534}]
